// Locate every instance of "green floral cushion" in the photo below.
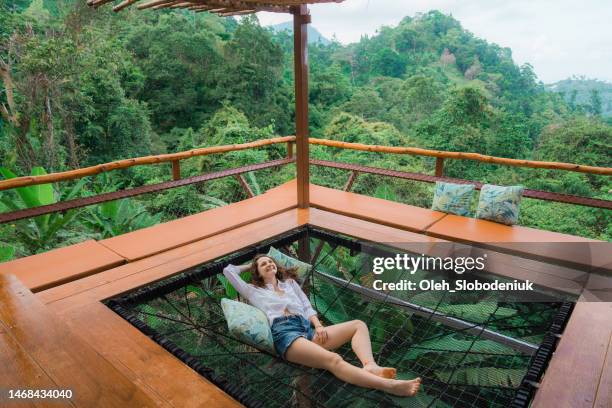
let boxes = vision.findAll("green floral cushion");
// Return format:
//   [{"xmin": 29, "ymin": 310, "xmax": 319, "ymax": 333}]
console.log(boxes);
[
  {"xmin": 476, "ymin": 184, "xmax": 524, "ymax": 225},
  {"xmin": 431, "ymin": 181, "xmax": 476, "ymax": 216},
  {"xmin": 220, "ymin": 298, "xmax": 275, "ymax": 354},
  {"xmin": 267, "ymin": 246, "xmax": 312, "ymax": 281}
]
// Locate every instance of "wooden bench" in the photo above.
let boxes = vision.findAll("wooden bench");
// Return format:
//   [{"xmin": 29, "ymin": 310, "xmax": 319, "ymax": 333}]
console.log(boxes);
[
  {"xmin": 0, "ymin": 240, "xmax": 126, "ymax": 292},
  {"xmin": 309, "ymin": 183, "xmax": 447, "ymax": 233},
  {"xmin": 425, "ymin": 214, "xmax": 610, "ymax": 271},
  {"xmin": 101, "ymin": 180, "xmax": 297, "ymax": 261},
  {"xmin": 0, "ymin": 181, "xmax": 298, "ymax": 293}
]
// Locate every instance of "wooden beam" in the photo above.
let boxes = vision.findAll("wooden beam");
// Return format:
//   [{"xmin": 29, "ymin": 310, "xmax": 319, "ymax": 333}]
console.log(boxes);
[
  {"xmin": 171, "ymin": 160, "xmax": 181, "ymax": 180},
  {"xmin": 435, "ymin": 157, "xmax": 444, "ymax": 177},
  {"xmin": 293, "ymin": 5, "xmax": 310, "ymax": 208},
  {"xmin": 343, "ymin": 170, "xmax": 358, "ymax": 192},
  {"xmin": 287, "ymin": 141, "xmax": 294, "ymax": 159},
  {"xmin": 235, "ymin": 174, "xmax": 255, "ymax": 198}
]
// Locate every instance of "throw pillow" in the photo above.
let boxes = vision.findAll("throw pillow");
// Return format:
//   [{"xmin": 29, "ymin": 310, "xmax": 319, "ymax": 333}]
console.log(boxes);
[
  {"xmin": 476, "ymin": 184, "xmax": 524, "ymax": 225},
  {"xmin": 220, "ymin": 298, "xmax": 275, "ymax": 354},
  {"xmin": 431, "ymin": 181, "xmax": 476, "ymax": 216},
  {"xmin": 267, "ymin": 246, "xmax": 312, "ymax": 281}
]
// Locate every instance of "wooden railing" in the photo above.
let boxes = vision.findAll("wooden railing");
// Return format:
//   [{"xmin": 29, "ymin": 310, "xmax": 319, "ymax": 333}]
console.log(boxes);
[
  {"xmin": 0, "ymin": 136, "xmax": 296, "ymax": 191},
  {"xmin": 308, "ymin": 138, "xmax": 612, "ymax": 176},
  {"xmin": 0, "ymin": 137, "xmax": 296, "ymax": 223},
  {"xmin": 1, "ymin": 135, "xmax": 611, "ymax": 224},
  {"xmin": 308, "ymin": 138, "xmax": 612, "ymax": 210}
]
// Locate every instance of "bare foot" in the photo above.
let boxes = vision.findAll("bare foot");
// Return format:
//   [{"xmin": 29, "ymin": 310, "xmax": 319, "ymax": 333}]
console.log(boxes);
[
  {"xmin": 364, "ymin": 362, "xmax": 397, "ymax": 379},
  {"xmin": 386, "ymin": 377, "xmax": 421, "ymax": 397}
]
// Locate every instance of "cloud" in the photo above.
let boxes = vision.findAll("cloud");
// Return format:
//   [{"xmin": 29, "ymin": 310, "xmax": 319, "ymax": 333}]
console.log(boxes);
[{"xmin": 255, "ymin": 0, "xmax": 612, "ymax": 83}]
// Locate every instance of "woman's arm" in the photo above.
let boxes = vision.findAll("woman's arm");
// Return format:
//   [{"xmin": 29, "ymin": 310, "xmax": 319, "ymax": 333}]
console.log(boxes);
[
  {"xmin": 291, "ymin": 280, "xmax": 328, "ymax": 343},
  {"xmin": 309, "ymin": 314, "xmax": 323, "ymax": 329},
  {"xmin": 222, "ymin": 264, "xmax": 253, "ymax": 299},
  {"xmin": 291, "ymin": 279, "xmax": 321, "ymax": 327}
]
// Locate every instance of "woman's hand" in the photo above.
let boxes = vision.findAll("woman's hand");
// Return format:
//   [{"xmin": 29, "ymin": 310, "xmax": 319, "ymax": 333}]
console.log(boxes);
[{"xmin": 314, "ymin": 325, "xmax": 328, "ymax": 344}]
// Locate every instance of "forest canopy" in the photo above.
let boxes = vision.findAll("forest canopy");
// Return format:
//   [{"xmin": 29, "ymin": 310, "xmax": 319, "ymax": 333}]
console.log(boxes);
[{"xmin": 0, "ymin": 2, "xmax": 610, "ymax": 261}]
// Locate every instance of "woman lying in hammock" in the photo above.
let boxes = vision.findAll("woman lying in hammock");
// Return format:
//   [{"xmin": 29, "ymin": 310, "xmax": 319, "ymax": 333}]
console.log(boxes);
[{"xmin": 223, "ymin": 254, "xmax": 421, "ymax": 397}]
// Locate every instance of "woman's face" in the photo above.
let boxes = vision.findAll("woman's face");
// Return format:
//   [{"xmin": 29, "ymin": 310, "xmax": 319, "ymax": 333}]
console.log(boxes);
[{"xmin": 256, "ymin": 256, "xmax": 278, "ymax": 281}]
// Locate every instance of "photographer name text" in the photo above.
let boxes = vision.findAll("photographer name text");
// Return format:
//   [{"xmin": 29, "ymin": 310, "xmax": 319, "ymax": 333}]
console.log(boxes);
[{"xmin": 372, "ymin": 279, "xmax": 534, "ymax": 292}]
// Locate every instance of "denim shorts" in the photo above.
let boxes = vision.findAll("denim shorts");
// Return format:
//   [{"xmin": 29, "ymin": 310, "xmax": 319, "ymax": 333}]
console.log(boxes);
[{"xmin": 271, "ymin": 315, "xmax": 315, "ymax": 359}]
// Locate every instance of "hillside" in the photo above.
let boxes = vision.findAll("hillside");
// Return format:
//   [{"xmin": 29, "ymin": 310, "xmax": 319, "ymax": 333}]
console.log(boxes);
[
  {"xmin": 547, "ymin": 78, "xmax": 612, "ymax": 117},
  {"xmin": 269, "ymin": 21, "xmax": 331, "ymax": 45}
]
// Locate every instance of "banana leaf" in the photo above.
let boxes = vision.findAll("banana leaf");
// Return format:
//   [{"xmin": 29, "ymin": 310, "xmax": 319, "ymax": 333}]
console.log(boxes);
[{"xmin": 435, "ymin": 367, "xmax": 525, "ymax": 388}]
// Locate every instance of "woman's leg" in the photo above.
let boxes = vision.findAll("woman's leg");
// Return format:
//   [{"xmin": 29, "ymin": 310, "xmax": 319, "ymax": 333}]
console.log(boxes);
[
  {"xmin": 285, "ymin": 337, "xmax": 420, "ymax": 397},
  {"xmin": 314, "ymin": 319, "xmax": 396, "ymax": 378}
]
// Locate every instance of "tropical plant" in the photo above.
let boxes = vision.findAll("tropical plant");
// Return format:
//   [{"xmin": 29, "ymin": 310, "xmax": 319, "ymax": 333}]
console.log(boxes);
[
  {"xmin": 83, "ymin": 198, "xmax": 161, "ymax": 238},
  {"xmin": 0, "ymin": 244, "xmax": 15, "ymax": 262},
  {"xmin": 0, "ymin": 167, "xmax": 87, "ymax": 253}
]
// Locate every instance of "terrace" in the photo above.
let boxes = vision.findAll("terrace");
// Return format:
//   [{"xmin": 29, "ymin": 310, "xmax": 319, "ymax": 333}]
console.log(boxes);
[{"xmin": 1, "ymin": 1, "xmax": 611, "ymax": 407}]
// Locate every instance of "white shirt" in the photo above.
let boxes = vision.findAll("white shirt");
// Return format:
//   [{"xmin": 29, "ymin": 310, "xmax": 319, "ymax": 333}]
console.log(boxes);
[{"xmin": 223, "ymin": 264, "xmax": 317, "ymax": 325}]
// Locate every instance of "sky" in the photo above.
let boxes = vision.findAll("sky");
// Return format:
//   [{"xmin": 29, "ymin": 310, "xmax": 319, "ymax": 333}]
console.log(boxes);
[{"xmin": 254, "ymin": 0, "xmax": 612, "ymax": 84}]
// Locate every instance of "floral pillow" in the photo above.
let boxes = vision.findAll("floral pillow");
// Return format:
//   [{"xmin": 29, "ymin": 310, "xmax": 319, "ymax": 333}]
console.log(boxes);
[
  {"xmin": 476, "ymin": 184, "xmax": 524, "ymax": 225},
  {"xmin": 220, "ymin": 298, "xmax": 275, "ymax": 354},
  {"xmin": 267, "ymin": 246, "xmax": 312, "ymax": 282},
  {"xmin": 431, "ymin": 181, "xmax": 476, "ymax": 217}
]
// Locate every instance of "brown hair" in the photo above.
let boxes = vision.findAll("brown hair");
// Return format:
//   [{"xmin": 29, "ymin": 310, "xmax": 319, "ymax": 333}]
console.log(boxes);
[{"xmin": 250, "ymin": 254, "xmax": 299, "ymax": 288}]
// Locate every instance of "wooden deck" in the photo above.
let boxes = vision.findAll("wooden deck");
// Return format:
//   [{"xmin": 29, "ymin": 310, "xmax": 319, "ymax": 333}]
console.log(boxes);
[{"xmin": 1, "ymin": 180, "xmax": 610, "ymax": 407}]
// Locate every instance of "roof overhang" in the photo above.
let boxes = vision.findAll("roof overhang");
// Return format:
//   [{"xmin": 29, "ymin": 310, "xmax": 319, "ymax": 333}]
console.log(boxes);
[{"xmin": 87, "ymin": 0, "xmax": 345, "ymax": 15}]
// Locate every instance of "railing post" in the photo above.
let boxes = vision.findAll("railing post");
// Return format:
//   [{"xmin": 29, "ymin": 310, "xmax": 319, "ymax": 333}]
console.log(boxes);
[
  {"xmin": 435, "ymin": 158, "xmax": 444, "ymax": 177},
  {"xmin": 172, "ymin": 160, "xmax": 181, "ymax": 180},
  {"xmin": 287, "ymin": 142, "xmax": 294, "ymax": 159}
]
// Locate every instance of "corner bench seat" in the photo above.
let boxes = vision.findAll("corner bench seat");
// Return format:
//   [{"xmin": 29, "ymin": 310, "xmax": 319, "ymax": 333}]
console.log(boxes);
[
  {"xmin": 309, "ymin": 183, "xmax": 447, "ymax": 233},
  {"xmin": 100, "ymin": 181, "xmax": 297, "ymax": 262},
  {"xmin": 300, "ymin": 182, "xmax": 608, "ymax": 271},
  {"xmin": 0, "ymin": 181, "xmax": 298, "ymax": 292},
  {"xmin": 426, "ymin": 214, "xmax": 610, "ymax": 271},
  {"xmin": 0, "ymin": 240, "xmax": 126, "ymax": 292}
]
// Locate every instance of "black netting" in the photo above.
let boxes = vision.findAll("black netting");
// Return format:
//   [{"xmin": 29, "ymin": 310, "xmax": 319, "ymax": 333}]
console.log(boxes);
[{"xmin": 107, "ymin": 227, "xmax": 573, "ymax": 408}]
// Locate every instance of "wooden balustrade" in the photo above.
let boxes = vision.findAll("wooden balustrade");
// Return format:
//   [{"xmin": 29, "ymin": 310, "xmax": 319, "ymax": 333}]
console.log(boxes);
[
  {"xmin": 309, "ymin": 138, "xmax": 612, "ymax": 176},
  {"xmin": 0, "ymin": 136, "xmax": 295, "ymax": 191}
]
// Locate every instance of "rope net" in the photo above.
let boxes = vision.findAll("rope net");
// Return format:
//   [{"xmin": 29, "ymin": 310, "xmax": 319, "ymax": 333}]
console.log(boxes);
[{"xmin": 108, "ymin": 228, "xmax": 573, "ymax": 408}]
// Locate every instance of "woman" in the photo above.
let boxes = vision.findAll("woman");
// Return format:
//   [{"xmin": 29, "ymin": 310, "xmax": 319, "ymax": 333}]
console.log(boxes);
[{"xmin": 223, "ymin": 254, "xmax": 421, "ymax": 397}]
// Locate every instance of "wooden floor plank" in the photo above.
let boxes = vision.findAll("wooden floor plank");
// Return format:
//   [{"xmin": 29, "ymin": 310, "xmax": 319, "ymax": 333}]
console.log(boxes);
[
  {"xmin": 594, "ymin": 332, "xmax": 612, "ymax": 408},
  {"xmin": 533, "ymin": 301, "xmax": 612, "ymax": 408},
  {"xmin": 0, "ymin": 322, "xmax": 72, "ymax": 407},
  {"xmin": 59, "ymin": 302, "xmax": 240, "ymax": 408},
  {"xmin": 0, "ymin": 274, "xmax": 159, "ymax": 408}
]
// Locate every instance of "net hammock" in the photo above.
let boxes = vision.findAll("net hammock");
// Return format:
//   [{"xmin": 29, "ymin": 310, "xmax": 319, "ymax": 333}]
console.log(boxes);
[{"xmin": 107, "ymin": 227, "xmax": 573, "ymax": 408}]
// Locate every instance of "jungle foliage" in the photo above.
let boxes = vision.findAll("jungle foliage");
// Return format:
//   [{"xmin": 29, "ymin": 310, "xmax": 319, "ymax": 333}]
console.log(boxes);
[{"xmin": 0, "ymin": 4, "xmax": 610, "ymax": 260}]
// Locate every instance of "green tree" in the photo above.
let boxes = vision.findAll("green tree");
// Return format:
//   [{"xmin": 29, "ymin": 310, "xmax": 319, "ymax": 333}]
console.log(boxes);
[
  {"xmin": 221, "ymin": 16, "xmax": 291, "ymax": 133},
  {"xmin": 589, "ymin": 89, "xmax": 603, "ymax": 116}
]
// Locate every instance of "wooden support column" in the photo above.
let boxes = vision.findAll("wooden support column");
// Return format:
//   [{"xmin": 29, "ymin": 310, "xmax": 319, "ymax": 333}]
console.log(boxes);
[{"xmin": 293, "ymin": 5, "xmax": 310, "ymax": 209}]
